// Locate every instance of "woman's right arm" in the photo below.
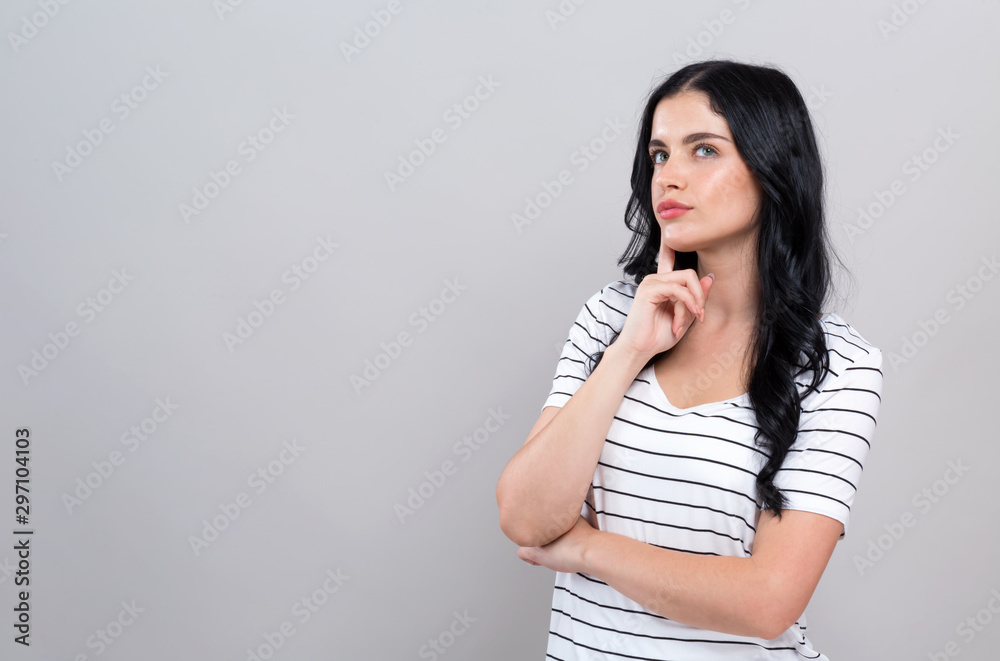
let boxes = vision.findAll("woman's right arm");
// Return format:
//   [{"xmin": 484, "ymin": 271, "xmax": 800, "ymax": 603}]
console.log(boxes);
[
  {"xmin": 496, "ymin": 243, "xmax": 713, "ymax": 549},
  {"xmin": 495, "ymin": 342, "xmax": 648, "ymax": 548}
]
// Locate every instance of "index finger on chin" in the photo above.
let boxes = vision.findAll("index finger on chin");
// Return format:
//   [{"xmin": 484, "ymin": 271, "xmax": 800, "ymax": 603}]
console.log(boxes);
[{"xmin": 657, "ymin": 240, "xmax": 675, "ymax": 276}]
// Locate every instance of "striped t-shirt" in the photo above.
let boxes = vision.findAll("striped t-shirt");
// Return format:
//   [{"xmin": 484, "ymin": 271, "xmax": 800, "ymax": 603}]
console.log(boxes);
[{"xmin": 541, "ymin": 279, "xmax": 883, "ymax": 660}]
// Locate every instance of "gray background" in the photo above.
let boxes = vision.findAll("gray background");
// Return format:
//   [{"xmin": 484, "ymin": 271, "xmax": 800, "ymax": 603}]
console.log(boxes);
[{"xmin": 1, "ymin": 1, "xmax": 998, "ymax": 659}]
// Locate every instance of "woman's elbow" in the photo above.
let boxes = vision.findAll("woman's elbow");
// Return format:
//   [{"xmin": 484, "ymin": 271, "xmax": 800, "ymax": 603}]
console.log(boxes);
[
  {"xmin": 496, "ymin": 484, "xmax": 526, "ymax": 545},
  {"xmin": 496, "ymin": 500, "xmax": 569, "ymax": 548},
  {"xmin": 755, "ymin": 614, "xmax": 798, "ymax": 642},
  {"xmin": 750, "ymin": 585, "xmax": 807, "ymax": 640},
  {"xmin": 497, "ymin": 506, "xmax": 537, "ymax": 548}
]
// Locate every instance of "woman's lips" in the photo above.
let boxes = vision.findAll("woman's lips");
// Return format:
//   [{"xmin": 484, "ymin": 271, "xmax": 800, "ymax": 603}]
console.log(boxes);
[
  {"xmin": 659, "ymin": 207, "xmax": 690, "ymax": 219},
  {"xmin": 657, "ymin": 199, "xmax": 692, "ymax": 219}
]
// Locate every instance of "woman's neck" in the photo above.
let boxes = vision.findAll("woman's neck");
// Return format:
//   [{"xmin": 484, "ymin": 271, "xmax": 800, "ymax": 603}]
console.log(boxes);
[{"xmin": 693, "ymin": 246, "xmax": 760, "ymax": 330}]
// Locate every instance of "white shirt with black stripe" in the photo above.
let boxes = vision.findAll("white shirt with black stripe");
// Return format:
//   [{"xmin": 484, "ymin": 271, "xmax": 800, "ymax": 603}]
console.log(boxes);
[{"xmin": 541, "ymin": 279, "xmax": 883, "ymax": 660}]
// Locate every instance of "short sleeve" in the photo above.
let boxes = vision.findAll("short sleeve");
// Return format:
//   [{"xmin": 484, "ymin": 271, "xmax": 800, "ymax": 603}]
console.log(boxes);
[
  {"xmin": 540, "ymin": 283, "xmax": 623, "ymax": 412},
  {"xmin": 774, "ymin": 344, "xmax": 884, "ymax": 539}
]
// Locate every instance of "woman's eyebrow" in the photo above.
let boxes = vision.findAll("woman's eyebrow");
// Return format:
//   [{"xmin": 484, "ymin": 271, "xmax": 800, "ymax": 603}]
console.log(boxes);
[{"xmin": 648, "ymin": 132, "xmax": 732, "ymax": 149}]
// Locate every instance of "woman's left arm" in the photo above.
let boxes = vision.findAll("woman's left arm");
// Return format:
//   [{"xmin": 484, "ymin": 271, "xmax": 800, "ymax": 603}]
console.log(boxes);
[
  {"xmin": 517, "ymin": 508, "xmax": 843, "ymax": 641},
  {"xmin": 519, "ymin": 343, "xmax": 883, "ymax": 639}
]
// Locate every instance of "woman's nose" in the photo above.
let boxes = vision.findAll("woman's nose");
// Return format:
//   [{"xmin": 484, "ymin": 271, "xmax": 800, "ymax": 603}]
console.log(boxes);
[{"xmin": 654, "ymin": 158, "xmax": 684, "ymax": 192}]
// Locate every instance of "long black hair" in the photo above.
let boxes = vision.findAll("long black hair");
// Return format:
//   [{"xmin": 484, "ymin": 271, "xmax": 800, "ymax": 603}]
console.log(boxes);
[{"xmin": 588, "ymin": 58, "xmax": 845, "ymax": 516}]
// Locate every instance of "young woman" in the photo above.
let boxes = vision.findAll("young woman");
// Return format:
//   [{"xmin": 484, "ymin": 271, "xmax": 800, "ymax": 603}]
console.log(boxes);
[{"xmin": 496, "ymin": 59, "xmax": 884, "ymax": 659}]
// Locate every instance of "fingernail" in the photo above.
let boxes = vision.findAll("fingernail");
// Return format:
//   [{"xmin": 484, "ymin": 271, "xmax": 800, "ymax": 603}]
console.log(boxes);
[{"xmin": 707, "ymin": 273, "xmax": 715, "ymax": 281}]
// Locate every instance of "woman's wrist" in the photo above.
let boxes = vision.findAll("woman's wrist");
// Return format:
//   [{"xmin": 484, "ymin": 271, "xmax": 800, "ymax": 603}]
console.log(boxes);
[
  {"xmin": 603, "ymin": 341, "xmax": 652, "ymax": 379},
  {"xmin": 578, "ymin": 525, "xmax": 605, "ymax": 576}
]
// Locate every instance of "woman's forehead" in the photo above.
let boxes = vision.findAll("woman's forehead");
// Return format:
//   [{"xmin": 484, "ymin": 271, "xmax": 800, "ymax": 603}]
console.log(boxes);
[{"xmin": 650, "ymin": 94, "xmax": 732, "ymax": 141}]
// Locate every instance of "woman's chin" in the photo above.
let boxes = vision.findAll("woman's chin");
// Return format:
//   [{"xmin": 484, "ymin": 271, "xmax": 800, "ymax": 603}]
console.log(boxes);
[
  {"xmin": 661, "ymin": 240, "xmax": 697, "ymax": 255},
  {"xmin": 659, "ymin": 228, "xmax": 693, "ymax": 252}
]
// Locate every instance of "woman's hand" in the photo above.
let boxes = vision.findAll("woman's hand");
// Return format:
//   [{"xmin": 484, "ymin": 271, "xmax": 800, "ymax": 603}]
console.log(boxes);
[
  {"xmin": 517, "ymin": 515, "xmax": 597, "ymax": 574},
  {"xmin": 615, "ymin": 242, "xmax": 714, "ymax": 361}
]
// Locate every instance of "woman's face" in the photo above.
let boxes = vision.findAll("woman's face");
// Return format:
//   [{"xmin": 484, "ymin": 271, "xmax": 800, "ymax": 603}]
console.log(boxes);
[{"xmin": 648, "ymin": 90, "xmax": 763, "ymax": 257}]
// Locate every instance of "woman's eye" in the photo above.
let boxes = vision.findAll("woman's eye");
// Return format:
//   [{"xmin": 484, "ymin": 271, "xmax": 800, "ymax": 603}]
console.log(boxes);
[{"xmin": 651, "ymin": 145, "xmax": 715, "ymax": 163}]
